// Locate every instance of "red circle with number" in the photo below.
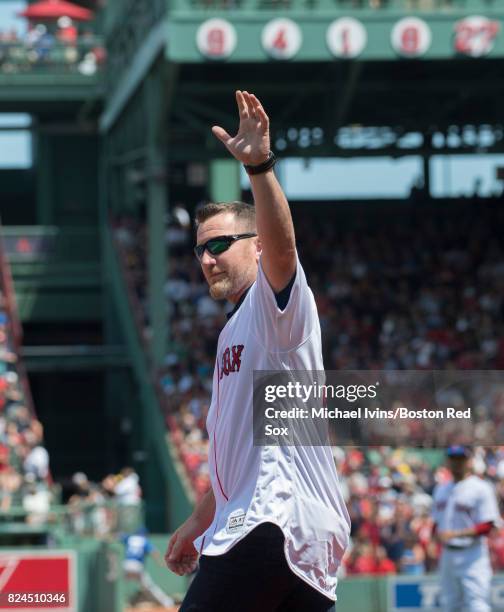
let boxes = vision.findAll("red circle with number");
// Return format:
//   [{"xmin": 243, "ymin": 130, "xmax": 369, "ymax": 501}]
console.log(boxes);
[
  {"xmin": 196, "ymin": 19, "xmax": 237, "ymax": 59},
  {"xmin": 262, "ymin": 19, "xmax": 302, "ymax": 60},
  {"xmin": 327, "ymin": 18, "xmax": 367, "ymax": 58},
  {"xmin": 454, "ymin": 16, "xmax": 500, "ymax": 57},
  {"xmin": 391, "ymin": 17, "xmax": 432, "ymax": 58}
]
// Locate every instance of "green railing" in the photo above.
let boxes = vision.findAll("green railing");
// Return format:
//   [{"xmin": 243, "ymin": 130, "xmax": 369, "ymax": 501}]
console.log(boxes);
[
  {"xmin": 0, "ymin": 500, "xmax": 143, "ymax": 538},
  {"xmin": 0, "ymin": 37, "xmax": 105, "ymax": 76}
]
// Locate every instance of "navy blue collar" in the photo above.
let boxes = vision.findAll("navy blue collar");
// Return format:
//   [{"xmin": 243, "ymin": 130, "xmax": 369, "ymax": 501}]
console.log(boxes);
[{"xmin": 227, "ymin": 285, "xmax": 252, "ymax": 320}]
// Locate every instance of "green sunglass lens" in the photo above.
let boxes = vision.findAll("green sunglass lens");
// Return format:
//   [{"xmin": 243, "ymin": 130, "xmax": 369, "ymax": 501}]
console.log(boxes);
[{"xmin": 208, "ymin": 240, "xmax": 230, "ymax": 255}]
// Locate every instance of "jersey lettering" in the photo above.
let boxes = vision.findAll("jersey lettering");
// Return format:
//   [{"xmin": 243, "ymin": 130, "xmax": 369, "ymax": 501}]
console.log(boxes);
[{"xmin": 219, "ymin": 344, "xmax": 244, "ymax": 379}]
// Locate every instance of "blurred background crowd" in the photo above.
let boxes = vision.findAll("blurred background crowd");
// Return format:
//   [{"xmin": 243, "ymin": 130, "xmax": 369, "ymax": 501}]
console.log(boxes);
[
  {"xmin": 0, "ymin": 283, "xmax": 52, "ymax": 525},
  {"xmin": 1, "ymin": 263, "xmax": 143, "ymax": 536},
  {"xmin": 113, "ymin": 195, "xmax": 504, "ymax": 575},
  {"xmin": 0, "ymin": 3, "xmax": 104, "ymax": 75}
]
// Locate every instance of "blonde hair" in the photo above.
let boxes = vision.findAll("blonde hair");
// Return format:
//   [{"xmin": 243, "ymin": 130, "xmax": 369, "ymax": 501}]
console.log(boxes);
[{"xmin": 195, "ymin": 201, "xmax": 256, "ymax": 231}]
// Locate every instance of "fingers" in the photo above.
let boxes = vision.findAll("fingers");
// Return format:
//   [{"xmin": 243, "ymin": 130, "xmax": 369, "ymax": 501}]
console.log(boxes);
[
  {"xmin": 250, "ymin": 94, "xmax": 269, "ymax": 128},
  {"xmin": 239, "ymin": 91, "xmax": 269, "ymax": 128},
  {"xmin": 212, "ymin": 125, "xmax": 231, "ymax": 143},
  {"xmin": 166, "ymin": 561, "xmax": 189, "ymax": 575},
  {"xmin": 214, "ymin": 90, "xmax": 269, "ymax": 156},
  {"xmin": 237, "ymin": 90, "xmax": 262, "ymax": 119},
  {"xmin": 248, "ymin": 92, "xmax": 260, "ymax": 116},
  {"xmin": 164, "ymin": 533, "xmax": 180, "ymax": 565},
  {"xmin": 236, "ymin": 90, "xmax": 249, "ymax": 119},
  {"xmin": 241, "ymin": 91, "xmax": 255, "ymax": 118},
  {"xmin": 166, "ymin": 553, "xmax": 198, "ymax": 576},
  {"xmin": 164, "ymin": 531, "xmax": 198, "ymax": 576}
]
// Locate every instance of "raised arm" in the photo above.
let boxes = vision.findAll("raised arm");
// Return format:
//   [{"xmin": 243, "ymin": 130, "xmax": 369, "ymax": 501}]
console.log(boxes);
[{"xmin": 212, "ymin": 90, "xmax": 296, "ymax": 293}]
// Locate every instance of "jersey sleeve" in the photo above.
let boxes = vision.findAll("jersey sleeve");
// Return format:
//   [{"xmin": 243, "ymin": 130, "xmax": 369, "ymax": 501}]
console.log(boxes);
[
  {"xmin": 476, "ymin": 481, "xmax": 501, "ymax": 525},
  {"xmin": 251, "ymin": 252, "xmax": 318, "ymax": 352}
]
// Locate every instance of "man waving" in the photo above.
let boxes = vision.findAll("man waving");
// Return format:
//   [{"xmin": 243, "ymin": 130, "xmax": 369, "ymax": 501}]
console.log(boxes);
[{"xmin": 165, "ymin": 91, "xmax": 350, "ymax": 612}]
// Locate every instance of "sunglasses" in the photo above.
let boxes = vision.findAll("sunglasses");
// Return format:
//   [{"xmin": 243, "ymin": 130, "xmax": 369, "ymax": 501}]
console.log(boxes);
[{"xmin": 194, "ymin": 233, "xmax": 257, "ymax": 260}]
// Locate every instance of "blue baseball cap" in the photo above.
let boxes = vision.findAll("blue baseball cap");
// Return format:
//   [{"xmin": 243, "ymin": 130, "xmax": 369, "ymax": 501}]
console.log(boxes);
[{"xmin": 446, "ymin": 445, "xmax": 471, "ymax": 458}]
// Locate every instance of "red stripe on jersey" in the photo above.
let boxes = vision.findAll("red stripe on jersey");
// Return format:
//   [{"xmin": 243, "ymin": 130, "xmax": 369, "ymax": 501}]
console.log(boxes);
[
  {"xmin": 213, "ymin": 359, "xmax": 228, "ymax": 501},
  {"xmin": 199, "ymin": 535, "xmax": 206, "ymax": 554}
]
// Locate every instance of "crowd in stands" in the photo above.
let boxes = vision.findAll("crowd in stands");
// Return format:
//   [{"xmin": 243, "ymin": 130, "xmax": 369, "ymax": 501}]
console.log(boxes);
[
  {"xmin": 337, "ymin": 445, "xmax": 504, "ymax": 575},
  {"xmin": 192, "ymin": 0, "xmax": 474, "ymax": 11},
  {"xmin": 65, "ymin": 466, "xmax": 143, "ymax": 536},
  {"xmin": 295, "ymin": 201, "xmax": 504, "ymax": 373},
  {"xmin": 0, "ymin": 19, "xmax": 105, "ymax": 75},
  {"xmin": 0, "ymin": 244, "xmax": 141, "ymax": 536},
  {"xmin": 336, "ymin": 0, "xmax": 491, "ymax": 8},
  {"xmin": 114, "ymin": 196, "xmax": 504, "ymax": 573},
  {"xmin": 0, "ymin": 266, "xmax": 170, "ymax": 599},
  {"xmin": 0, "ymin": 287, "xmax": 51, "ymax": 526}
]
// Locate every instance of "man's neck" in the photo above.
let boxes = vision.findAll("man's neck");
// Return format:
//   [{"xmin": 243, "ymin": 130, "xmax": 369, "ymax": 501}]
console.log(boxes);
[
  {"xmin": 229, "ymin": 280, "xmax": 254, "ymax": 305},
  {"xmin": 226, "ymin": 284, "xmax": 253, "ymax": 320}
]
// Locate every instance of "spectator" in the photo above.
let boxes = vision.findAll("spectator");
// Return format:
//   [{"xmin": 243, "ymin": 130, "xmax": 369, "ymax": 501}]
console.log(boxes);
[
  {"xmin": 56, "ymin": 17, "xmax": 77, "ymax": 45},
  {"xmin": 24, "ymin": 442, "xmax": 49, "ymax": 480},
  {"xmin": 399, "ymin": 532, "xmax": 426, "ymax": 575},
  {"xmin": 22, "ymin": 475, "xmax": 51, "ymax": 525},
  {"xmin": 373, "ymin": 545, "xmax": 396, "ymax": 575},
  {"xmin": 113, "ymin": 467, "xmax": 141, "ymax": 506}
]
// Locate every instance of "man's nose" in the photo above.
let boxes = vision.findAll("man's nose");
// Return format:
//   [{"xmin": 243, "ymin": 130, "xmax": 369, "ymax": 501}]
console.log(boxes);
[{"xmin": 201, "ymin": 249, "xmax": 216, "ymax": 266}]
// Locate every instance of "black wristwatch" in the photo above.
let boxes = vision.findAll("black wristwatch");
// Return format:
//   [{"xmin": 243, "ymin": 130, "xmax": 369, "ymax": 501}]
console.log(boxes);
[{"xmin": 244, "ymin": 151, "xmax": 277, "ymax": 176}]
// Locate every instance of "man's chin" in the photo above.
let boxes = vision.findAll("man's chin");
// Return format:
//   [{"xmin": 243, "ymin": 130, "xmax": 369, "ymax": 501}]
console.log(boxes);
[{"xmin": 209, "ymin": 280, "xmax": 233, "ymax": 300}]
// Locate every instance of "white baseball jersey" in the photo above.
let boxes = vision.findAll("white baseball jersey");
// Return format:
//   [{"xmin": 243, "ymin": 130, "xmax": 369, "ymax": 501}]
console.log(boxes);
[
  {"xmin": 432, "ymin": 475, "xmax": 500, "ymax": 548},
  {"xmin": 193, "ymin": 254, "xmax": 351, "ymax": 602}
]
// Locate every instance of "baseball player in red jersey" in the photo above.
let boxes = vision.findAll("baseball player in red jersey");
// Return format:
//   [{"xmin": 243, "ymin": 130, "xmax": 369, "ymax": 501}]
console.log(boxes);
[
  {"xmin": 164, "ymin": 91, "xmax": 350, "ymax": 611},
  {"xmin": 432, "ymin": 446, "xmax": 501, "ymax": 612}
]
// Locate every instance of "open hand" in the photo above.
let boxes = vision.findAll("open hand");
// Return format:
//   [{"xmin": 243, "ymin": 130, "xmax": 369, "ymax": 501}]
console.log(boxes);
[{"xmin": 212, "ymin": 90, "xmax": 270, "ymax": 166}]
